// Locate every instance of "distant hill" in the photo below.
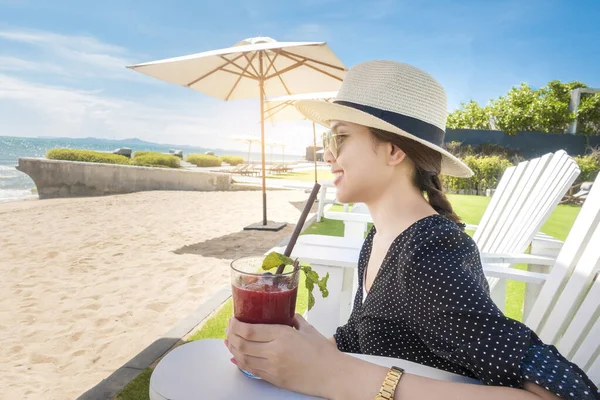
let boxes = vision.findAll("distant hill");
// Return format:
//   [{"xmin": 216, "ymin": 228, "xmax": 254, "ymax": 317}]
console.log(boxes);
[{"xmin": 36, "ymin": 136, "xmax": 227, "ymax": 152}]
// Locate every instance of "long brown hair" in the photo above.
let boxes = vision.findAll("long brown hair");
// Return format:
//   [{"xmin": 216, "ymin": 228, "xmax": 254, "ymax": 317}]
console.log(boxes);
[{"xmin": 369, "ymin": 127, "xmax": 464, "ymax": 228}]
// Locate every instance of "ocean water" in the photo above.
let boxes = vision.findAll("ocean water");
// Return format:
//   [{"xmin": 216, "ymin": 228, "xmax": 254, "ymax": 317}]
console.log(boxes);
[{"xmin": 0, "ymin": 136, "xmax": 304, "ymax": 202}]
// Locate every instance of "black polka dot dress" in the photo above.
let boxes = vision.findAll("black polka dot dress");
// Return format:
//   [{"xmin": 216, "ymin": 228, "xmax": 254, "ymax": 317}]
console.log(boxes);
[{"xmin": 333, "ymin": 215, "xmax": 599, "ymax": 399}]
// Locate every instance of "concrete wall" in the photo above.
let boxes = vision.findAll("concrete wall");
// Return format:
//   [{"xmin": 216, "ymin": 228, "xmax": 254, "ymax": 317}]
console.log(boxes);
[{"xmin": 17, "ymin": 158, "xmax": 232, "ymax": 199}]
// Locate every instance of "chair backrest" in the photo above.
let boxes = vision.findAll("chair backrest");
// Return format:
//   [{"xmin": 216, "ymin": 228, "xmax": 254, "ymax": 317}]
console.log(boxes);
[
  {"xmin": 474, "ymin": 150, "xmax": 579, "ymax": 254},
  {"xmin": 523, "ymin": 172, "xmax": 600, "ymax": 386},
  {"xmin": 478, "ymin": 151, "xmax": 580, "ymax": 291}
]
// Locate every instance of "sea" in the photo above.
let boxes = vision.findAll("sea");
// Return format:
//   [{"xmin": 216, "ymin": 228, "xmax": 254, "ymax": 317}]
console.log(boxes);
[{"xmin": 0, "ymin": 136, "xmax": 305, "ymax": 202}]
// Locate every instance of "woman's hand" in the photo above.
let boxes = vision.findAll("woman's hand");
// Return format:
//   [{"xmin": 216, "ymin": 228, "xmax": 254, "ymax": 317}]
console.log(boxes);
[{"xmin": 226, "ymin": 313, "xmax": 343, "ymax": 398}]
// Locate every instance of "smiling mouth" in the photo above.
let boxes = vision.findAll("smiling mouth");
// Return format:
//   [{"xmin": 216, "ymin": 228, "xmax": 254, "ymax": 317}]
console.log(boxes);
[{"xmin": 333, "ymin": 171, "xmax": 343, "ymax": 184}]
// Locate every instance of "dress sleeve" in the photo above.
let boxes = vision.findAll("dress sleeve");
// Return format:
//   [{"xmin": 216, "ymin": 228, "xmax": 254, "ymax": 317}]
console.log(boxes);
[
  {"xmin": 333, "ymin": 312, "xmax": 361, "ymax": 353},
  {"xmin": 400, "ymin": 226, "xmax": 533, "ymax": 388},
  {"xmin": 401, "ymin": 227, "xmax": 600, "ymax": 398}
]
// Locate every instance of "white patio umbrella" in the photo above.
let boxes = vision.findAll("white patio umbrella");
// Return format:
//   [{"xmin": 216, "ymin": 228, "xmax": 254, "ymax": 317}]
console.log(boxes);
[
  {"xmin": 229, "ymin": 134, "xmax": 261, "ymax": 163},
  {"xmin": 265, "ymin": 91, "xmax": 337, "ymax": 182},
  {"xmin": 127, "ymin": 36, "xmax": 346, "ymax": 231}
]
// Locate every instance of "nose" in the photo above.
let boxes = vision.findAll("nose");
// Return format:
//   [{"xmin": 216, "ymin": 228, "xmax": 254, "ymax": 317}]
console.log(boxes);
[{"xmin": 323, "ymin": 148, "xmax": 335, "ymax": 164}]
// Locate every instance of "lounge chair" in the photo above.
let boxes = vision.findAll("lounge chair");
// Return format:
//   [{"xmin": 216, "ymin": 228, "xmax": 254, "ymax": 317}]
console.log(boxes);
[{"xmin": 482, "ymin": 171, "xmax": 600, "ymax": 385}]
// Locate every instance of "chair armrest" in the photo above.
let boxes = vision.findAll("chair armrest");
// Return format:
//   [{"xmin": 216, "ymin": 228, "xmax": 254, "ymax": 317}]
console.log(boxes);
[
  {"xmin": 479, "ymin": 252, "xmax": 555, "ymax": 266},
  {"xmin": 482, "ymin": 264, "xmax": 548, "ymax": 284},
  {"xmin": 324, "ymin": 211, "xmax": 373, "ymax": 223}
]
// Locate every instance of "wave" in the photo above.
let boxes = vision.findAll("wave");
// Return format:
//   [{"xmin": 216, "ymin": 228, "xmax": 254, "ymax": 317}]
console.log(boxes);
[{"xmin": 0, "ymin": 189, "xmax": 38, "ymax": 203}]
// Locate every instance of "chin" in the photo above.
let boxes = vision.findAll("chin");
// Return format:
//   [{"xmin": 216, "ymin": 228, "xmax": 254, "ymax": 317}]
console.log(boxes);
[{"xmin": 335, "ymin": 187, "xmax": 359, "ymax": 205}]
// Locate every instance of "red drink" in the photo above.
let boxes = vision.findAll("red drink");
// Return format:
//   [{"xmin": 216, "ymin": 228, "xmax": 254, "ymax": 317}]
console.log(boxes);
[
  {"xmin": 230, "ymin": 256, "xmax": 300, "ymax": 379},
  {"xmin": 232, "ymin": 280, "xmax": 298, "ymax": 326}
]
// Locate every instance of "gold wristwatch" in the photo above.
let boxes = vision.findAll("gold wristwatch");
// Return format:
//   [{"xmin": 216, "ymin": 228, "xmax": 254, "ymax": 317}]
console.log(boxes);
[{"xmin": 374, "ymin": 366, "xmax": 404, "ymax": 400}]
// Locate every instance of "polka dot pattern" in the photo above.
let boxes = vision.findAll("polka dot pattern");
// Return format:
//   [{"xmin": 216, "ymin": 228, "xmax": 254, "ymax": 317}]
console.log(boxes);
[{"xmin": 333, "ymin": 215, "xmax": 599, "ymax": 399}]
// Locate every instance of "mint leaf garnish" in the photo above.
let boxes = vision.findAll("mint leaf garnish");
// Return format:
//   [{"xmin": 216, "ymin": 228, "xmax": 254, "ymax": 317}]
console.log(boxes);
[
  {"xmin": 301, "ymin": 265, "xmax": 329, "ymax": 311},
  {"xmin": 262, "ymin": 251, "xmax": 294, "ymax": 271}
]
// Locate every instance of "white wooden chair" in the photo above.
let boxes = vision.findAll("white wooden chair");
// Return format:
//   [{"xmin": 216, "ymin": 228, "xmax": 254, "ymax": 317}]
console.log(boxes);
[
  {"xmin": 482, "ymin": 171, "xmax": 600, "ymax": 386},
  {"xmin": 314, "ymin": 150, "xmax": 580, "ymax": 310}
]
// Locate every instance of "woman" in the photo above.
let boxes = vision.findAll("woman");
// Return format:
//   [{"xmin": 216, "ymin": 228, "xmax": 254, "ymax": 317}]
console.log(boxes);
[{"xmin": 225, "ymin": 60, "xmax": 599, "ymax": 399}]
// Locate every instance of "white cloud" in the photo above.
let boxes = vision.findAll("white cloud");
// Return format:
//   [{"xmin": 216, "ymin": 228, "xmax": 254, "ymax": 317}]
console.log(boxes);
[
  {"xmin": 0, "ymin": 28, "xmax": 144, "ymax": 81},
  {"xmin": 0, "ymin": 73, "xmax": 311, "ymax": 153},
  {"xmin": 0, "ymin": 55, "xmax": 67, "ymax": 74},
  {"xmin": 0, "ymin": 28, "xmax": 313, "ymax": 155},
  {"xmin": 0, "ymin": 29, "xmax": 127, "ymax": 55}
]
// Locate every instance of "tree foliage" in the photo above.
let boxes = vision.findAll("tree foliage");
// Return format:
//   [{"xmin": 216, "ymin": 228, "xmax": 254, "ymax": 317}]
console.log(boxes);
[{"xmin": 447, "ymin": 80, "xmax": 600, "ymax": 135}]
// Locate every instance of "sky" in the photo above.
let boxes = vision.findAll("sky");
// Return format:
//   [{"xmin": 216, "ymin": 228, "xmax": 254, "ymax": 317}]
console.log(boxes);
[{"xmin": 1, "ymin": 0, "xmax": 599, "ymax": 155}]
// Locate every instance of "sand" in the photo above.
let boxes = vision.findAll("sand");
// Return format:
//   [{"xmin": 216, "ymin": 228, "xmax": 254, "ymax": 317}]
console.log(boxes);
[{"xmin": 0, "ymin": 189, "xmax": 314, "ymax": 400}]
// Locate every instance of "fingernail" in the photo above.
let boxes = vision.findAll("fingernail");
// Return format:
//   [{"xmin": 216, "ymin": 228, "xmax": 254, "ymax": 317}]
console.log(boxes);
[{"xmin": 230, "ymin": 358, "xmax": 237, "ymax": 365}]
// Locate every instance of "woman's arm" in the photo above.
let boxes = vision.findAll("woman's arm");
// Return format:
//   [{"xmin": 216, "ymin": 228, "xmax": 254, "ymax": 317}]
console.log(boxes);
[
  {"xmin": 327, "ymin": 353, "xmax": 561, "ymax": 400},
  {"xmin": 226, "ymin": 316, "xmax": 562, "ymax": 400}
]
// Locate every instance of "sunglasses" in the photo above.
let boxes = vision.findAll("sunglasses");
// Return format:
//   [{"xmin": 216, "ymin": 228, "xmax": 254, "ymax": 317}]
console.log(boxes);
[{"xmin": 322, "ymin": 130, "xmax": 344, "ymax": 159}]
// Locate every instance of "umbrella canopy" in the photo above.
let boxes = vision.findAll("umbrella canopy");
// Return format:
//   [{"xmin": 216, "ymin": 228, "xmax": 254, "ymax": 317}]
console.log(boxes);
[
  {"xmin": 265, "ymin": 91, "xmax": 337, "ymax": 181},
  {"xmin": 127, "ymin": 37, "xmax": 345, "ymax": 100},
  {"xmin": 229, "ymin": 135, "xmax": 261, "ymax": 163},
  {"xmin": 264, "ymin": 91, "xmax": 338, "ymax": 123},
  {"xmin": 127, "ymin": 36, "xmax": 346, "ymax": 230}
]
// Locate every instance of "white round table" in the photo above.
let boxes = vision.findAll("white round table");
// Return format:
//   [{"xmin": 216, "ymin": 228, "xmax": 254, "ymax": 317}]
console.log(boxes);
[{"xmin": 150, "ymin": 339, "xmax": 480, "ymax": 399}]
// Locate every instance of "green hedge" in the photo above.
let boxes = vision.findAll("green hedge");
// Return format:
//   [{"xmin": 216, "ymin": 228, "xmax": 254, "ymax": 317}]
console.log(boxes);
[
  {"xmin": 442, "ymin": 155, "xmax": 513, "ymax": 195},
  {"xmin": 220, "ymin": 155, "xmax": 244, "ymax": 166},
  {"xmin": 133, "ymin": 151, "xmax": 163, "ymax": 158},
  {"xmin": 186, "ymin": 154, "xmax": 222, "ymax": 167},
  {"xmin": 46, "ymin": 149, "xmax": 130, "ymax": 165},
  {"xmin": 132, "ymin": 154, "xmax": 180, "ymax": 168},
  {"xmin": 574, "ymin": 154, "xmax": 600, "ymax": 184}
]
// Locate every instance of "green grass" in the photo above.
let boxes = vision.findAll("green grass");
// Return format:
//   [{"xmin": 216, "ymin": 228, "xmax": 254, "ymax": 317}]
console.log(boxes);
[
  {"xmin": 115, "ymin": 195, "xmax": 580, "ymax": 400},
  {"xmin": 114, "ymin": 368, "xmax": 152, "ymax": 400},
  {"xmin": 267, "ymin": 170, "xmax": 335, "ymax": 181}
]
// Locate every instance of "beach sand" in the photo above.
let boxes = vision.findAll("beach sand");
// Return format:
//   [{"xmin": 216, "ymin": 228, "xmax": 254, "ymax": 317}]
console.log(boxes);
[{"xmin": 0, "ymin": 189, "xmax": 314, "ymax": 400}]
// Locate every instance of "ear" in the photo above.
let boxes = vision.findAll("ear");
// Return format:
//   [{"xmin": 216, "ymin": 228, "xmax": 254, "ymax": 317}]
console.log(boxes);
[{"xmin": 387, "ymin": 143, "xmax": 406, "ymax": 166}]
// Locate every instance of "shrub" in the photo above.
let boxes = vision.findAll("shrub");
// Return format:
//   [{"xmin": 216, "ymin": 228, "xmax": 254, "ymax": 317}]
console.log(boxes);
[
  {"xmin": 133, "ymin": 151, "xmax": 164, "ymax": 158},
  {"xmin": 220, "ymin": 155, "xmax": 244, "ymax": 166},
  {"xmin": 186, "ymin": 154, "xmax": 222, "ymax": 167},
  {"xmin": 132, "ymin": 154, "xmax": 181, "ymax": 168},
  {"xmin": 474, "ymin": 143, "xmax": 522, "ymax": 159},
  {"xmin": 442, "ymin": 155, "xmax": 513, "ymax": 195},
  {"xmin": 46, "ymin": 149, "xmax": 130, "ymax": 165},
  {"xmin": 574, "ymin": 154, "xmax": 600, "ymax": 184}
]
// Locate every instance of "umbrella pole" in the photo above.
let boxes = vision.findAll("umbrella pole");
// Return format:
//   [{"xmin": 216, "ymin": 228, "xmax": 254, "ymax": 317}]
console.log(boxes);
[
  {"xmin": 313, "ymin": 122, "xmax": 317, "ymax": 182},
  {"xmin": 259, "ymin": 63, "xmax": 267, "ymax": 226},
  {"xmin": 242, "ymin": 51, "xmax": 286, "ymax": 232}
]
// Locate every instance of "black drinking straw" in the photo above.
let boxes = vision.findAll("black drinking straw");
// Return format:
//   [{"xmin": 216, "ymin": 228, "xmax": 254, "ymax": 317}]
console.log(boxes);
[{"xmin": 275, "ymin": 182, "xmax": 321, "ymax": 275}]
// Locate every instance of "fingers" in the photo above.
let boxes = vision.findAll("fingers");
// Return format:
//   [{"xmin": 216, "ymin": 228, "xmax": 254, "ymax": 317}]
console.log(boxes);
[
  {"xmin": 292, "ymin": 313, "xmax": 310, "ymax": 330},
  {"xmin": 228, "ymin": 340, "xmax": 271, "ymax": 377},
  {"xmin": 228, "ymin": 329, "xmax": 270, "ymax": 359},
  {"xmin": 229, "ymin": 317, "xmax": 287, "ymax": 342}
]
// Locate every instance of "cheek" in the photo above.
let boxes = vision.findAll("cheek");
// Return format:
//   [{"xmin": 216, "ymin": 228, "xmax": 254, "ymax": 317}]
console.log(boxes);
[{"xmin": 337, "ymin": 155, "xmax": 385, "ymax": 198}]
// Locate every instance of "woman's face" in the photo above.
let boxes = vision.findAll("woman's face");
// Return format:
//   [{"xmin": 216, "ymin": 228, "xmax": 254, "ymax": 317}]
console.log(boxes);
[{"xmin": 325, "ymin": 121, "xmax": 399, "ymax": 204}]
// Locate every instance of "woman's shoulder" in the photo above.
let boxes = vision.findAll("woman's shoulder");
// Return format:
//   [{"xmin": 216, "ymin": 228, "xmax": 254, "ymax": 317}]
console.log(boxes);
[
  {"xmin": 412, "ymin": 214, "xmax": 474, "ymax": 246},
  {"xmin": 406, "ymin": 214, "xmax": 481, "ymax": 264}
]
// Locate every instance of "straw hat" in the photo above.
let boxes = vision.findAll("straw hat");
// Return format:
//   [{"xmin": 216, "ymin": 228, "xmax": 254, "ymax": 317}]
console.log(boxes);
[{"xmin": 294, "ymin": 60, "xmax": 473, "ymax": 177}]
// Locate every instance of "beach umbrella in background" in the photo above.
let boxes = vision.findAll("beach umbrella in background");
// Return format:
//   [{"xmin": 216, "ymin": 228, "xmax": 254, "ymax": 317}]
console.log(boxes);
[
  {"xmin": 265, "ymin": 91, "xmax": 337, "ymax": 182},
  {"xmin": 265, "ymin": 142, "xmax": 287, "ymax": 165},
  {"xmin": 229, "ymin": 134, "xmax": 262, "ymax": 163},
  {"xmin": 127, "ymin": 36, "xmax": 346, "ymax": 231}
]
